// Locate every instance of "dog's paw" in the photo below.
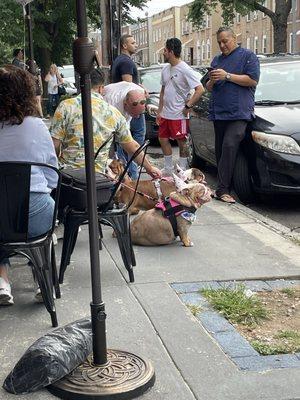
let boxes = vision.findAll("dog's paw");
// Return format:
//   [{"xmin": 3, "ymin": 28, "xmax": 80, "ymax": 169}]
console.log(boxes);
[{"xmin": 182, "ymin": 240, "xmax": 194, "ymax": 247}]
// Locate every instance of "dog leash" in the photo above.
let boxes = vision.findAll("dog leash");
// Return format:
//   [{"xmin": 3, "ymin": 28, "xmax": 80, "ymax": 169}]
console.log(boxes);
[{"xmin": 103, "ymin": 172, "xmax": 158, "ymax": 202}]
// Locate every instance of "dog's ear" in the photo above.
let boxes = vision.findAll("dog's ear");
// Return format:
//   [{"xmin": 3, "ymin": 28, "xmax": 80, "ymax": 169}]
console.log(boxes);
[
  {"xmin": 175, "ymin": 164, "xmax": 187, "ymax": 181},
  {"xmin": 173, "ymin": 173, "xmax": 188, "ymax": 192},
  {"xmin": 106, "ymin": 166, "xmax": 116, "ymax": 179}
]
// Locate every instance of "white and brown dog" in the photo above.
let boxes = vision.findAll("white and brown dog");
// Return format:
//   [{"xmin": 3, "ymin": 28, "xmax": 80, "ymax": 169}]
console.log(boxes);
[{"xmin": 130, "ymin": 174, "xmax": 212, "ymax": 247}]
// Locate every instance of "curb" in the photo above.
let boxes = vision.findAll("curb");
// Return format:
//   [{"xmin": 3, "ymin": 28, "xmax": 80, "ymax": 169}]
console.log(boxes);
[{"xmin": 231, "ymin": 201, "xmax": 300, "ymax": 245}]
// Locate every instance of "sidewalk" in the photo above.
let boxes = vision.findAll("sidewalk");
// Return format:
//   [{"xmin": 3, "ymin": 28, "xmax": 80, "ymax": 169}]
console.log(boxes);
[{"xmin": 1, "ymin": 198, "xmax": 300, "ymax": 400}]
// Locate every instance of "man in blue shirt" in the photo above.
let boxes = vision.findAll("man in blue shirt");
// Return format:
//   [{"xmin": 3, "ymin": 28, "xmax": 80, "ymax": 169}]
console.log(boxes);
[
  {"xmin": 111, "ymin": 34, "xmax": 146, "ymax": 179},
  {"xmin": 207, "ymin": 27, "xmax": 260, "ymax": 203}
]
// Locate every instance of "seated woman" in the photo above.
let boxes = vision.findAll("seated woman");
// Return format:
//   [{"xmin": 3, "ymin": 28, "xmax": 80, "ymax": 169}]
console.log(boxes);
[{"xmin": 0, "ymin": 65, "xmax": 58, "ymax": 306}]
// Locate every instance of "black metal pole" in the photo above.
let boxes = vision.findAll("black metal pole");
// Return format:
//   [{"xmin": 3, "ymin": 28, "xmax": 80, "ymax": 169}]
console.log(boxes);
[
  {"xmin": 48, "ymin": 2, "xmax": 155, "ymax": 396},
  {"xmin": 24, "ymin": 3, "xmax": 36, "ymax": 74},
  {"xmin": 73, "ymin": 0, "xmax": 107, "ymax": 366}
]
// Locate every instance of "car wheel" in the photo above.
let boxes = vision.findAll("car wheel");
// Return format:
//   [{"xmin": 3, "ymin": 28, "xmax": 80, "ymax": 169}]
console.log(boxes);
[
  {"xmin": 233, "ymin": 151, "xmax": 256, "ymax": 204},
  {"xmin": 187, "ymin": 134, "xmax": 206, "ymax": 169}
]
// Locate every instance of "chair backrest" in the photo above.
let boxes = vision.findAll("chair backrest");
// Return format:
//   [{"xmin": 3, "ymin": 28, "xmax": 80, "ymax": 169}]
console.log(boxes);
[
  {"xmin": 0, "ymin": 162, "xmax": 61, "ymax": 243},
  {"xmin": 101, "ymin": 140, "xmax": 149, "ymax": 212}
]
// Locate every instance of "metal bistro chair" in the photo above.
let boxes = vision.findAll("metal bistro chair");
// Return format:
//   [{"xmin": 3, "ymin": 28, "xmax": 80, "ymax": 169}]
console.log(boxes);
[
  {"xmin": 0, "ymin": 162, "xmax": 62, "ymax": 327},
  {"xmin": 58, "ymin": 140, "xmax": 149, "ymax": 284}
]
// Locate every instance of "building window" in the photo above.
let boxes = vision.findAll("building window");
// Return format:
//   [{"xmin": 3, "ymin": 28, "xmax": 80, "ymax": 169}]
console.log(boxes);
[
  {"xmin": 262, "ymin": 35, "xmax": 267, "ymax": 53},
  {"xmin": 246, "ymin": 37, "xmax": 251, "ymax": 49},
  {"xmin": 253, "ymin": 10, "xmax": 258, "ymax": 20},
  {"xmin": 246, "ymin": 12, "xmax": 251, "ymax": 22},
  {"xmin": 254, "ymin": 36, "xmax": 259, "ymax": 54},
  {"xmin": 206, "ymin": 39, "xmax": 211, "ymax": 59},
  {"xmin": 181, "ymin": 20, "xmax": 185, "ymax": 35},
  {"xmin": 201, "ymin": 40, "xmax": 206, "ymax": 60},
  {"xmin": 236, "ymin": 13, "xmax": 241, "ymax": 23},
  {"xmin": 201, "ymin": 14, "xmax": 207, "ymax": 29},
  {"xmin": 289, "ymin": 32, "xmax": 293, "ymax": 53},
  {"xmin": 206, "ymin": 14, "xmax": 210, "ymax": 28}
]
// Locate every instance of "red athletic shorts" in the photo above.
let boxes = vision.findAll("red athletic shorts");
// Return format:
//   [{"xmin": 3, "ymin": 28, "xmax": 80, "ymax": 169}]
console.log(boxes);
[{"xmin": 158, "ymin": 117, "xmax": 189, "ymax": 140}]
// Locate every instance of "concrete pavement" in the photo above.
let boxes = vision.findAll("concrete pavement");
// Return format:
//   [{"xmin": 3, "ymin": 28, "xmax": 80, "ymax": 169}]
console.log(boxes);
[{"xmin": 1, "ymin": 198, "xmax": 300, "ymax": 400}]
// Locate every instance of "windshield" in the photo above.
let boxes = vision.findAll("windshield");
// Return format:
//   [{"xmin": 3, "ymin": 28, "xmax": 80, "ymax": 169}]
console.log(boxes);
[
  {"xmin": 139, "ymin": 68, "xmax": 203, "ymax": 94},
  {"xmin": 255, "ymin": 61, "xmax": 300, "ymax": 103},
  {"xmin": 140, "ymin": 69, "xmax": 162, "ymax": 93},
  {"xmin": 59, "ymin": 66, "xmax": 74, "ymax": 79}
]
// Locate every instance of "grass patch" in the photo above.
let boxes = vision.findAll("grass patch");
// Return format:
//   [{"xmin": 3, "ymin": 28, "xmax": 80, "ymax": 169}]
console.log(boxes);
[
  {"xmin": 290, "ymin": 236, "xmax": 300, "ymax": 246},
  {"xmin": 252, "ymin": 330, "xmax": 300, "ymax": 355},
  {"xmin": 281, "ymin": 288, "xmax": 296, "ymax": 297},
  {"xmin": 187, "ymin": 304, "xmax": 202, "ymax": 316},
  {"xmin": 275, "ymin": 330, "xmax": 300, "ymax": 340},
  {"xmin": 251, "ymin": 340, "xmax": 287, "ymax": 355},
  {"xmin": 200, "ymin": 285, "xmax": 269, "ymax": 326}
]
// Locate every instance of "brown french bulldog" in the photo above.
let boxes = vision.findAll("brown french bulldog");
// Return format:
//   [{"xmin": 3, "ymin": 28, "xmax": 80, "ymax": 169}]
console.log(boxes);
[
  {"xmin": 108, "ymin": 159, "xmax": 206, "ymax": 215},
  {"xmin": 130, "ymin": 181, "xmax": 212, "ymax": 247}
]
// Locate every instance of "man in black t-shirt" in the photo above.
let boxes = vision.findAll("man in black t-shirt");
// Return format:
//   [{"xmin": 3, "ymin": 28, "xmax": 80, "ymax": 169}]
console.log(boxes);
[
  {"xmin": 111, "ymin": 34, "xmax": 146, "ymax": 179},
  {"xmin": 111, "ymin": 35, "xmax": 138, "ymax": 84}
]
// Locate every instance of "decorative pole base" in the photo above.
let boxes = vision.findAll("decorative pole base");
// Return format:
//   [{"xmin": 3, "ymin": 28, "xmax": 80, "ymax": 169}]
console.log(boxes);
[{"xmin": 47, "ymin": 349, "xmax": 155, "ymax": 400}]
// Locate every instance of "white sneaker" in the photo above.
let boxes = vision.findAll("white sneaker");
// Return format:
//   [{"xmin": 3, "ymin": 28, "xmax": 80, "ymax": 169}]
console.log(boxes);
[
  {"xmin": 54, "ymin": 223, "xmax": 64, "ymax": 240},
  {"xmin": 0, "ymin": 278, "xmax": 14, "ymax": 306},
  {"xmin": 161, "ymin": 167, "xmax": 174, "ymax": 177},
  {"xmin": 34, "ymin": 287, "xmax": 44, "ymax": 303}
]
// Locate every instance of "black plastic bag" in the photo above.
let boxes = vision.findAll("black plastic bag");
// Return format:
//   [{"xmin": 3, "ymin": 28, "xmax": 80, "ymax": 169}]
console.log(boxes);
[
  {"xmin": 58, "ymin": 84, "xmax": 67, "ymax": 96},
  {"xmin": 3, "ymin": 318, "xmax": 92, "ymax": 394}
]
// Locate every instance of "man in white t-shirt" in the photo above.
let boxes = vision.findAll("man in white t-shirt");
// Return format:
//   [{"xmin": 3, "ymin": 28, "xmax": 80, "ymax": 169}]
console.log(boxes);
[
  {"xmin": 103, "ymin": 81, "xmax": 146, "ymax": 125},
  {"xmin": 156, "ymin": 38, "xmax": 204, "ymax": 175}
]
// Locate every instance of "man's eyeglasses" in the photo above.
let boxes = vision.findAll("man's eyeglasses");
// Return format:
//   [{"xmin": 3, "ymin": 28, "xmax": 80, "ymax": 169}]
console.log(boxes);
[{"xmin": 131, "ymin": 100, "xmax": 146, "ymax": 107}]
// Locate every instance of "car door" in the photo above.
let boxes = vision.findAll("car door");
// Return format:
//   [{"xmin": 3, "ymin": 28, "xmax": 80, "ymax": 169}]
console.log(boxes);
[{"xmin": 190, "ymin": 91, "xmax": 216, "ymax": 165}]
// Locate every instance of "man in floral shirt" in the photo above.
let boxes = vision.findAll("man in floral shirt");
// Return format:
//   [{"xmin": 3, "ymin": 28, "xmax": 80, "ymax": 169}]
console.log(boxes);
[{"xmin": 50, "ymin": 68, "xmax": 161, "ymax": 179}]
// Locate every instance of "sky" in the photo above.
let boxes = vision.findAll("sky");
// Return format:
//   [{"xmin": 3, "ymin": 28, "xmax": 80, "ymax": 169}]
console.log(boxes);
[{"xmin": 130, "ymin": 0, "xmax": 193, "ymax": 19}]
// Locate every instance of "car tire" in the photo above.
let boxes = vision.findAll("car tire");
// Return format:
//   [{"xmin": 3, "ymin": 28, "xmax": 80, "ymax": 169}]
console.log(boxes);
[{"xmin": 233, "ymin": 151, "xmax": 256, "ymax": 204}]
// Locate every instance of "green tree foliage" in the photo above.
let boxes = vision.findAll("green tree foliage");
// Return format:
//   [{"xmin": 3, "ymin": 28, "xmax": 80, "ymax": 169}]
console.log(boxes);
[
  {"xmin": 188, "ymin": 0, "xmax": 293, "ymax": 54},
  {"xmin": 0, "ymin": 0, "xmax": 146, "ymax": 70},
  {"xmin": 0, "ymin": 2, "xmax": 24, "ymax": 64}
]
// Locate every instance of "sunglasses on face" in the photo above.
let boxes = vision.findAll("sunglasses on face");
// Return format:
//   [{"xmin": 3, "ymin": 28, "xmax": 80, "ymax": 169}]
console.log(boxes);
[{"xmin": 131, "ymin": 100, "xmax": 146, "ymax": 106}]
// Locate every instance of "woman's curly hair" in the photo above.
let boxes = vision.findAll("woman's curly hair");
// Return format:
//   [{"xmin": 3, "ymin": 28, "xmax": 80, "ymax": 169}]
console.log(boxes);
[{"xmin": 0, "ymin": 65, "xmax": 38, "ymax": 125}]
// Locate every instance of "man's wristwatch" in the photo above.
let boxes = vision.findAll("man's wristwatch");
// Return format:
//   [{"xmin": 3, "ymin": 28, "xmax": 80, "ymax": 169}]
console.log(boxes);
[
  {"xmin": 185, "ymin": 104, "xmax": 192, "ymax": 109},
  {"xmin": 225, "ymin": 73, "xmax": 232, "ymax": 81}
]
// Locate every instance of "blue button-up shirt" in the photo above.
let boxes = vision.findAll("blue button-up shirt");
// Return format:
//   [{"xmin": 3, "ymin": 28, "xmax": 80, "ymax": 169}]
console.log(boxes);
[{"xmin": 209, "ymin": 46, "xmax": 260, "ymax": 121}]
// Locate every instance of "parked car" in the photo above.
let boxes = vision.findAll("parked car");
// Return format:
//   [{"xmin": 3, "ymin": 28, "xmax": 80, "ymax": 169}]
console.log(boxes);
[
  {"xmin": 58, "ymin": 65, "xmax": 77, "ymax": 96},
  {"xmin": 138, "ymin": 64, "xmax": 205, "ymax": 140},
  {"xmin": 189, "ymin": 55, "xmax": 300, "ymax": 203}
]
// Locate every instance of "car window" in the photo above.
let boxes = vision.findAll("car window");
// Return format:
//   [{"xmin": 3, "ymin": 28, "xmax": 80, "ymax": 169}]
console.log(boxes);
[
  {"xmin": 139, "ymin": 69, "xmax": 162, "ymax": 93},
  {"xmin": 256, "ymin": 61, "xmax": 300, "ymax": 102}
]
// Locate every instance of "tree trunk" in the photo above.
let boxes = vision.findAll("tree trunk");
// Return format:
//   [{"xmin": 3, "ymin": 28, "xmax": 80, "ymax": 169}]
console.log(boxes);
[
  {"xmin": 36, "ymin": 47, "xmax": 52, "ymax": 76},
  {"xmin": 271, "ymin": 0, "xmax": 291, "ymax": 53},
  {"xmin": 100, "ymin": 0, "xmax": 112, "ymax": 66},
  {"xmin": 272, "ymin": 19, "xmax": 288, "ymax": 53}
]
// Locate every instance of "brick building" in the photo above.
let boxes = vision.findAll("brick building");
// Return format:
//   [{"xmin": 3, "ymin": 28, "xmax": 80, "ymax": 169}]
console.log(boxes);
[{"xmin": 120, "ymin": 0, "xmax": 300, "ymax": 68}]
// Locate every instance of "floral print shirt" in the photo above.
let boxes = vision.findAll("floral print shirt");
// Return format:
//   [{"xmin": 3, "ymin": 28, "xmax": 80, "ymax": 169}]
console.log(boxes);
[{"xmin": 50, "ymin": 92, "xmax": 132, "ymax": 172}]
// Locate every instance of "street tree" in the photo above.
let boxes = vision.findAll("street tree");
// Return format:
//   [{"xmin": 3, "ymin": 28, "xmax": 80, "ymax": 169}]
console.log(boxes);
[
  {"xmin": 0, "ymin": 0, "xmax": 146, "ymax": 71},
  {"xmin": 188, "ymin": 0, "xmax": 293, "ymax": 54}
]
